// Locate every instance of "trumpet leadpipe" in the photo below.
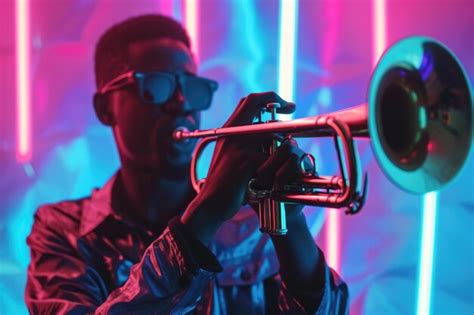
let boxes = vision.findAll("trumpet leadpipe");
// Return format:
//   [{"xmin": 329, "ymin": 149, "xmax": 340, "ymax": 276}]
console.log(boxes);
[{"xmin": 173, "ymin": 104, "xmax": 370, "ymax": 141}]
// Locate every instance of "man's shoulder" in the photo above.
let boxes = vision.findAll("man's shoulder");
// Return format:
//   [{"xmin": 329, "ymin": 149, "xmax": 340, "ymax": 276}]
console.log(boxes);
[{"xmin": 33, "ymin": 197, "xmax": 91, "ymax": 234}]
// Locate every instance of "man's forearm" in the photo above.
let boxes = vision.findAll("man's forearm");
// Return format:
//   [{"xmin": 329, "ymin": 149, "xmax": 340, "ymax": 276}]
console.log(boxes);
[
  {"xmin": 270, "ymin": 213, "xmax": 325, "ymax": 293},
  {"xmin": 180, "ymin": 196, "xmax": 224, "ymax": 246}
]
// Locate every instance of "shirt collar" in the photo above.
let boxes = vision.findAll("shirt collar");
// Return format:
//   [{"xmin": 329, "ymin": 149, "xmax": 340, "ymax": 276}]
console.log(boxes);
[{"xmin": 80, "ymin": 173, "xmax": 119, "ymax": 237}]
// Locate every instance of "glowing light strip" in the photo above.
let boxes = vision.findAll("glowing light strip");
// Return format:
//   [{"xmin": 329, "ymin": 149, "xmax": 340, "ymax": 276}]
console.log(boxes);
[
  {"xmin": 416, "ymin": 192, "xmax": 438, "ymax": 315},
  {"xmin": 320, "ymin": 1, "xmax": 341, "ymax": 273},
  {"xmin": 372, "ymin": 0, "xmax": 438, "ymax": 311},
  {"xmin": 326, "ymin": 210, "xmax": 340, "ymax": 270},
  {"xmin": 185, "ymin": 0, "xmax": 199, "ymax": 62},
  {"xmin": 372, "ymin": 0, "xmax": 387, "ymax": 66},
  {"xmin": 277, "ymin": 0, "xmax": 298, "ymax": 117},
  {"xmin": 15, "ymin": 0, "xmax": 31, "ymax": 162}
]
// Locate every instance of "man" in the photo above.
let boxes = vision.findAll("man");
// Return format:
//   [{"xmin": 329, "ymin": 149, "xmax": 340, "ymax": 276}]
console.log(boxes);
[{"xmin": 26, "ymin": 14, "xmax": 348, "ymax": 314}]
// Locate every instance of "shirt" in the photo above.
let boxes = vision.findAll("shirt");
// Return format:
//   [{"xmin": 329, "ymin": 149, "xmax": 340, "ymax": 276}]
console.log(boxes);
[{"xmin": 26, "ymin": 174, "xmax": 349, "ymax": 314}]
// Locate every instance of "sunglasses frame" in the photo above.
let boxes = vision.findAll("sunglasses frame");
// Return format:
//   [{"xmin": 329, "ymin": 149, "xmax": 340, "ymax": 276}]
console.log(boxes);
[{"xmin": 98, "ymin": 70, "xmax": 218, "ymax": 110}]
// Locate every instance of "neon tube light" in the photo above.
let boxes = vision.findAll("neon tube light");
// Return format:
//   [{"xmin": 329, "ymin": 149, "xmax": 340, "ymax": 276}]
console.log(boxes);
[
  {"xmin": 277, "ymin": 0, "xmax": 298, "ymax": 118},
  {"xmin": 320, "ymin": 1, "xmax": 341, "ymax": 272},
  {"xmin": 185, "ymin": 0, "xmax": 199, "ymax": 62},
  {"xmin": 372, "ymin": 0, "xmax": 387, "ymax": 66},
  {"xmin": 15, "ymin": 0, "xmax": 31, "ymax": 162},
  {"xmin": 326, "ymin": 210, "xmax": 340, "ymax": 270},
  {"xmin": 416, "ymin": 192, "xmax": 438, "ymax": 315},
  {"xmin": 372, "ymin": 1, "xmax": 438, "ymax": 312}
]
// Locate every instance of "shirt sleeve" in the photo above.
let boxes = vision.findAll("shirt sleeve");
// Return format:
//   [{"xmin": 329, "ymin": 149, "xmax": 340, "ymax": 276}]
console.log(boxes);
[{"xmin": 26, "ymin": 208, "xmax": 222, "ymax": 315}]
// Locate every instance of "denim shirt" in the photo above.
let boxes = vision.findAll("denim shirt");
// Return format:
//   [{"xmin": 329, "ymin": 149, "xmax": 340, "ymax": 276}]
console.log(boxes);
[{"xmin": 26, "ymin": 175, "xmax": 348, "ymax": 314}]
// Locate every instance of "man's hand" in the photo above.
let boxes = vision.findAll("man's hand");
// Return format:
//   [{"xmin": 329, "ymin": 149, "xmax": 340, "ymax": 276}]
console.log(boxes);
[
  {"xmin": 250, "ymin": 136, "xmax": 308, "ymax": 225},
  {"xmin": 180, "ymin": 92, "xmax": 297, "ymax": 244}
]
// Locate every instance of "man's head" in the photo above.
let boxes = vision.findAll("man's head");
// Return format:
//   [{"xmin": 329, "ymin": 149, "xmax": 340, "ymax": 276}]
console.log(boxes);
[
  {"xmin": 93, "ymin": 15, "xmax": 216, "ymax": 178},
  {"xmin": 94, "ymin": 14, "xmax": 191, "ymax": 90}
]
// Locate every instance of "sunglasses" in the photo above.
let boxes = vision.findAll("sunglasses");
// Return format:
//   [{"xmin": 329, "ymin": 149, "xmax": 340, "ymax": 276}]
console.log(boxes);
[{"xmin": 98, "ymin": 70, "xmax": 218, "ymax": 111}]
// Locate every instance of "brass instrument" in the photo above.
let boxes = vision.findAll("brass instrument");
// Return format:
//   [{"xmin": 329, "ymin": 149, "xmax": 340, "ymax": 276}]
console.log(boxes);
[{"xmin": 173, "ymin": 36, "xmax": 473, "ymax": 235}]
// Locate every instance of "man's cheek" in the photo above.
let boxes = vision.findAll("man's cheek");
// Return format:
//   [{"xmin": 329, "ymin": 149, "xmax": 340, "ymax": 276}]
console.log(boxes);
[{"xmin": 123, "ymin": 126, "xmax": 153, "ymax": 155}]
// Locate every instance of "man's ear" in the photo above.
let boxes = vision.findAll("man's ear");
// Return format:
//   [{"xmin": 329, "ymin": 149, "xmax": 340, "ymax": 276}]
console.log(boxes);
[{"xmin": 93, "ymin": 93, "xmax": 115, "ymax": 126}]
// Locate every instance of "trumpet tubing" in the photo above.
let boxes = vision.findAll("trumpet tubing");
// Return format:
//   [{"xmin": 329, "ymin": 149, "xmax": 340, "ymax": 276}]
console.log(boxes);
[{"xmin": 174, "ymin": 36, "xmax": 472, "ymax": 235}]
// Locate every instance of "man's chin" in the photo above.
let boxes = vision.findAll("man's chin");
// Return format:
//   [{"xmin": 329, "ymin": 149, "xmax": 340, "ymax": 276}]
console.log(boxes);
[{"xmin": 161, "ymin": 153, "xmax": 192, "ymax": 180}]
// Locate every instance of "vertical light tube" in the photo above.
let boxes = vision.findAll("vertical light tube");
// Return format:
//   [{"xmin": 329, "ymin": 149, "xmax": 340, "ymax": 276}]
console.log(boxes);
[
  {"xmin": 372, "ymin": 0, "xmax": 387, "ymax": 66},
  {"xmin": 416, "ymin": 192, "xmax": 438, "ymax": 315},
  {"xmin": 185, "ymin": 0, "xmax": 199, "ymax": 62},
  {"xmin": 372, "ymin": 0, "xmax": 438, "ymax": 312},
  {"xmin": 320, "ymin": 1, "xmax": 341, "ymax": 273},
  {"xmin": 15, "ymin": 0, "xmax": 31, "ymax": 162},
  {"xmin": 277, "ymin": 0, "xmax": 298, "ymax": 119},
  {"xmin": 326, "ymin": 210, "xmax": 340, "ymax": 270}
]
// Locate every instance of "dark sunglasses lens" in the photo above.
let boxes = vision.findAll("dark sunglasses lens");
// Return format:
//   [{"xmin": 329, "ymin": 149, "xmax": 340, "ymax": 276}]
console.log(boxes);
[
  {"xmin": 182, "ymin": 78, "xmax": 215, "ymax": 110},
  {"xmin": 141, "ymin": 74, "xmax": 174, "ymax": 104}
]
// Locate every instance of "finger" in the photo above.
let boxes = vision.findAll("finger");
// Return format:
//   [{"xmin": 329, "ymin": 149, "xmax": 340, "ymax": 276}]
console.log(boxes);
[
  {"xmin": 257, "ymin": 137, "xmax": 301, "ymax": 175},
  {"xmin": 208, "ymin": 136, "xmax": 268, "ymax": 178},
  {"xmin": 273, "ymin": 153, "xmax": 301, "ymax": 191},
  {"xmin": 254, "ymin": 138, "xmax": 303, "ymax": 189},
  {"xmin": 224, "ymin": 92, "xmax": 289, "ymax": 127}
]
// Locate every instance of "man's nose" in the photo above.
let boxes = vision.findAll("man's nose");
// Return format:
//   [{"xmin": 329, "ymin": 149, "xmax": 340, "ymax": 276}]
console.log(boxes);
[{"xmin": 162, "ymin": 87, "xmax": 190, "ymax": 115}]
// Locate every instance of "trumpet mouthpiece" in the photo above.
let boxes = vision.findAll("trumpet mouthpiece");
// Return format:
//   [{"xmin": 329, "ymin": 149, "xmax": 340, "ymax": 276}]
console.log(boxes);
[{"xmin": 173, "ymin": 127, "xmax": 190, "ymax": 141}]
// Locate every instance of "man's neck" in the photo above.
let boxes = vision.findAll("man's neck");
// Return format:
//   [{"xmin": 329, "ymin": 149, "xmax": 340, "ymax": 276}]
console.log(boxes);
[{"xmin": 114, "ymin": 164, "xmax": 194, "ymax": 233}]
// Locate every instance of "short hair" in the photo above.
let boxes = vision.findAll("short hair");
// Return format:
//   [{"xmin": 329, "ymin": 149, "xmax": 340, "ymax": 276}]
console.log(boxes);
[{"xmin": 94, "ymin": 14, "xmax": 191, "ymax": 89}]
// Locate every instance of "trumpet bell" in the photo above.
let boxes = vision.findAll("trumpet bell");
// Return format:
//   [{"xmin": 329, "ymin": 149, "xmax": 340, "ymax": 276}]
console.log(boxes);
[{"xmin": 369, "ymin": 36, "xmax": 472, "ymax": 194}]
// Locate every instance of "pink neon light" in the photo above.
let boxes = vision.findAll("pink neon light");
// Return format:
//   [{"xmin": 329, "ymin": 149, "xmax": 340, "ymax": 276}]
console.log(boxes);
[
  {"xmin": 321, "ymin": 1, "xmax": 342, "ymax": 273},
  {"xmin": 326, "ymin": 210, "xmax": 340, "ymax": 270},
  {"xmin": 372, "ymin": 0, "xmax": 387, "ymax": 66},
  {"xmin": 15, "ymin": 0, "xmax": 31, "ymax": 162},
  {"xmin": 185, "ymin": 0, "xmax": 199, "ymax": 62}
]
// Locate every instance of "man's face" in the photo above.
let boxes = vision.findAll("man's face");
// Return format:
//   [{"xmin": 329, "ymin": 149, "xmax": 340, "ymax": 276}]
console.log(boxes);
[{"xmin": 108, "ymin": 38, "xmax": 200, "ymax": 174}]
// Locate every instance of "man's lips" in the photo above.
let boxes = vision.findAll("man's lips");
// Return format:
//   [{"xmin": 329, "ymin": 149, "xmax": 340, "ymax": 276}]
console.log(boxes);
[
  {"xmin": 169, "ymin": 124, "xmax": 198, "ymax": 153},
  {"xmin": 151, "ymin": 114, "xmax": 199, "ymax": 157}
]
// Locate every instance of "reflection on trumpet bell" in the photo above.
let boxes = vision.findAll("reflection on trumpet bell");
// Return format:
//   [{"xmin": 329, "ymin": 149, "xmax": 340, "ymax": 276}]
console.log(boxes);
[
  {"xmin": 369, "ymin": 36, "xmax": 472, "ymax": 193},
  {"xmin": 174, "ymin": 36, "xmax": 472, "ymax": 235}
]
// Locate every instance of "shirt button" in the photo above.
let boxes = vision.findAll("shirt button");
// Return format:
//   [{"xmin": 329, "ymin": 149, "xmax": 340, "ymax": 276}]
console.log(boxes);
[{"xmin": 240, "ymin": 269, "xmax": 252, "ymax": 281}]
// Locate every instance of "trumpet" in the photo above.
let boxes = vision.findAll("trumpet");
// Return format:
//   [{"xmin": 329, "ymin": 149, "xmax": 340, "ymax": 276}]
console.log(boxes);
[{"xmin": 173, "ymin": 36, "xmax": 473, "ymax": 235}]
